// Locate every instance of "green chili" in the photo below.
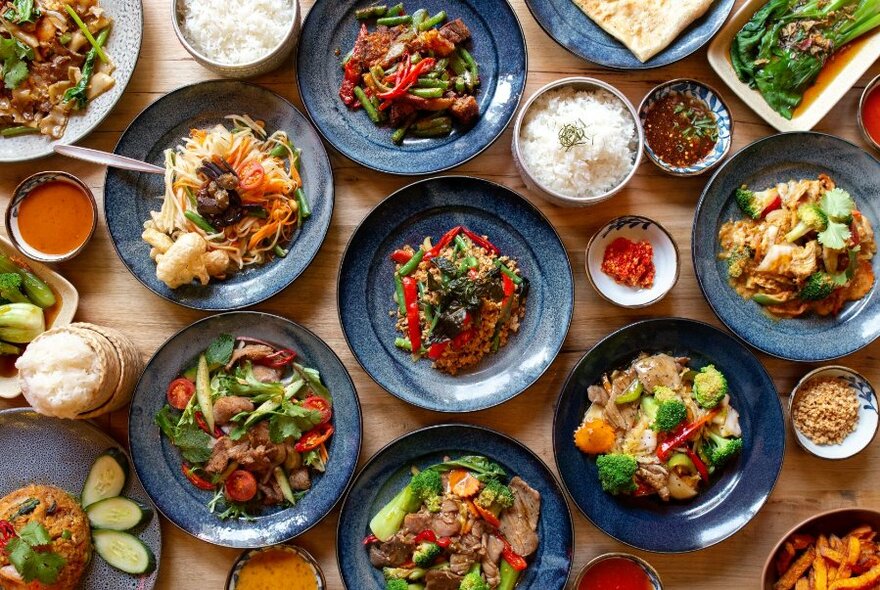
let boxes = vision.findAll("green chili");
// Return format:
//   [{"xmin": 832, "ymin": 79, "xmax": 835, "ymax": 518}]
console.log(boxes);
[
  {"xmin": 0, "ymin": 126, "xmax": 37, "ymax": 137},
  {"xmin": 184, "ymin": 210, "xmax": 217, "ymax": 233}
]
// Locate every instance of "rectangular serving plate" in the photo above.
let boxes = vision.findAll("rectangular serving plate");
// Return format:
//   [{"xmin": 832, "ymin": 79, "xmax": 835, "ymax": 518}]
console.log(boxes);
[{"xmin": 708, "ymin": 0, "xmax": 880, "ymax": 132}]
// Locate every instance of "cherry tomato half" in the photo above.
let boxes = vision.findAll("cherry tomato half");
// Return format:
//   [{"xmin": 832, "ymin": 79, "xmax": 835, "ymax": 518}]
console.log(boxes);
[
  {"xmin": 224, "ymin": 470, "xmax": 257, "ymax": 503},
  {"xmin": 302, "ymin": 396, "xmax": 332, "ymax": 424},
  {"xmin": 238, "ymin": 161, "xmax": 265, "ymax": 192},
  {"xmin": 294, "ymin": 423, "xmax": 334, "ymax": 453},
  {"xmin": 167, "ymin": 377, "xmax": 195, "ymax": 410}
]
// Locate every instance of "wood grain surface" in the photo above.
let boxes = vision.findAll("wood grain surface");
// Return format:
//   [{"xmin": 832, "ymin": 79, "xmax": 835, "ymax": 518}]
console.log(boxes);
[{"xmin": 1, "ymin": 1, "xmax": 879, "ymax": 588}]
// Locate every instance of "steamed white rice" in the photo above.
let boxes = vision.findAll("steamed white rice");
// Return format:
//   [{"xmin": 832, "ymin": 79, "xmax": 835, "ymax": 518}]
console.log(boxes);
[{"xmin": 519, "ymin": 86, "xmax": 637, "ymax": 198}]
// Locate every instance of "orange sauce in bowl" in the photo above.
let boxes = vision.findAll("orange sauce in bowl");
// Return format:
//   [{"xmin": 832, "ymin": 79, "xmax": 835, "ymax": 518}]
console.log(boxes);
[
  {"xmin": 17, "ymin": 180, "xmax": 93, "ymax": 256},
  {"xmin": 862, "ymin": 86, "xmax": 880, "ymax": 145},
  {"xmin": 235, "ymin": 548, "xmax": 319, "ymax": 590},
  {"xmin": 579, "ymin": 557, "xmax": 654, "ymax": 590}
]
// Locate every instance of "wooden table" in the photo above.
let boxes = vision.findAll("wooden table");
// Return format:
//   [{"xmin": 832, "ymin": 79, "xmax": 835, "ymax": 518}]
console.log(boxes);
[{"xmin": 2, "ymin": 1, "xmax": 879, "ymax": 588}]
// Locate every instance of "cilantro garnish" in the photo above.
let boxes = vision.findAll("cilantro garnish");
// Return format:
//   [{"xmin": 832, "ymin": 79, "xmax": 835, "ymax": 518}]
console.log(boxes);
[{"xmin": 4, "ymin": 521, "xmax": 66, "ymax": 584}]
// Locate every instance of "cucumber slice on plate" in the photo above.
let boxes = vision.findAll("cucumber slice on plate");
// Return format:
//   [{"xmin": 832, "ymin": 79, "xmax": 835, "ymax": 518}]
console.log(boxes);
[
  {"xmin": 82, "ymin": 448, "xmax": 128, "ymax": 507},
  {"xmin": 92, "ymin": 529, "xmax": 156, "ymax": 575},
  {"xmin": 86, "ymin": 497, "xmax": 153, "ymax": 531}
]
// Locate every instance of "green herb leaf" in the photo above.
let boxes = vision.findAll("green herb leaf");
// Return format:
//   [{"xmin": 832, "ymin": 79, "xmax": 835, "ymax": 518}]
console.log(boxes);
[
  {"xmin": 6, "ymin": 527, "xmax": 65, "ymax": 584},
  {"xmin": 0, "ymin": 37, "xmax": 33, "ymax": 90},
  {"xmin": 268, "ymin": 404, "xmax": 322, "ymax": 444},
  {"xmin": 17, "ymin": 521, "xmax": 50, "ymax": 547},
  {"xmin": 818, "ymin": 220, "xmax": 852, "ymax": 250},
  {"xmin": 293, "ymin": 364, "xmax": 331, "ymax": 403},
  {"xmin": 205, "ymin": 334, "xmax": 234, "ymax": 370},
  {"xmin": 4, "ymin": 0, "xmax": 40, "ymax": 24},
  {"xmin": 820, "ymin": 188, "xmax": 855, "ymax": 222},
  {"xmin": 154, "ymin": 405, "xmax": 213, "ymax": 463}
]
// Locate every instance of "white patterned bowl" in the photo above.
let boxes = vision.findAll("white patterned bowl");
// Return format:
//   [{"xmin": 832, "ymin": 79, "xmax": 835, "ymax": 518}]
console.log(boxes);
[{"xmin": 638, "ymin": 79, "xmax": 733, "ymax": 177}]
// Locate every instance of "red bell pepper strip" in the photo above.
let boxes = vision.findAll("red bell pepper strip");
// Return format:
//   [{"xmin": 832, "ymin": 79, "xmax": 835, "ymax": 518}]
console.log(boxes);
[
  {"xmin": 452, "ymin": 329, "xmax": 473, "ymax": 349},
  {"xmin": 195, "ymin": 411, "xmax": 223, "ymax": 438},
  {"xmin": 502, "ymin": 273, "xmax": 515, "ymax": 302},
  {"xmin": 390, "ymin": 249, "xmax": 413, "ymax": 264},
  {"xmin": 424, "ymin": 226, "xmax": 462, "ymax": 260},
  {"xmin": 633, "ymin": 482, "xmax": 654, "ymax": 497},
  {"xmin": 377, "ymin": 57, "xmax": 436, "ymax": 107},
  {"xmin": 427, "ymin": 341, "xmax": 448, "ymax": 360},
  {"xmin": 402, "ymin": 276, "xmax": 421, "ymax": 353},
  {"xmin": 760, "ymin": 196, "xmax": 782, "ymax": 218},
  {"xmin": 182, "ymin": 464, "xmax": 215, "ymax": 490},
  {"xmin": 414, "ymin": 530, "xmax": 437, "ymax": 543},
  {"xmin": 499, "ymin": 536, "xmax": 528, "ymax": 571},
  {"xmin": 0, "ymin": 520, "xmax": 15, "ymax": 550},
  {"xmin": 686, "ymin": 449, "xmax": 710, "ymax": 483},
  {"xmin": 436, "ymin": 536, "xmax": 452, "ymax": 548},
  {"xmin": 257, "ymin": 348, "xmax": 297, "ymax": 369},
  {"xmin": 657, "ymin": 409, "xmax": 720, "ymax": 461},
  {"xmin": 461, "ymin": 227, "xmax": 499, "ymax": 254},
  {"xmin": 362, "ymin": 534, "xmax": 380, "ymax": 546}
]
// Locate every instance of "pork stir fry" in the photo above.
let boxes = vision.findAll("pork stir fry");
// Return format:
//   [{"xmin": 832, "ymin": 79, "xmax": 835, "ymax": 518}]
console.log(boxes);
[
  {"xmin": 365, "ymin": 456, "xmax": 540, "ymax": 590},
  {"xmin": 574, "ymin": 353, "xmax": 743, "ymax": 501}
]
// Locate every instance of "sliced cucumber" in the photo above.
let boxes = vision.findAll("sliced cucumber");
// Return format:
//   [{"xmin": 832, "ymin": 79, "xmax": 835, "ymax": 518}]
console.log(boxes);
[
  {"xmin": 82, "ymin": 448, "xmax": 128, "ymax": 507},
  {"xmin": 86, "ymin": 497, "xmax": 152, "ymax": 531},
  {"xmin": 195, "ymin": 354, "xmax": 214, "ymax": 432},
  {"xmin": 92, "ymin": 529, "xmax": 156, "ymax": 575}
]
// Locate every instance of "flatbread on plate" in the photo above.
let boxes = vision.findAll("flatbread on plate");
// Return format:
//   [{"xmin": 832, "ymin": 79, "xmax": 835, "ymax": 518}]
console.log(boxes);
[{"xmin": 572, "ymin": 0, "xmax": 715, "ymax": 62}]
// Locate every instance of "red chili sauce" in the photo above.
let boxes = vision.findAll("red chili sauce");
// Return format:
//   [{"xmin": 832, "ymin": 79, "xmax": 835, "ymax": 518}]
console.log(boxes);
[
  {"xmin": 862, "ymin": 86, "xmax": 880, "ymax": 145},
  {"xmin": 644, "ymin": 92, "xmax": 718, "ymax": 168},
  {"xmin": 578, "ymin": 557, "xmax": 654, "ymax": 590},
  {"xmin": 601, "ymin": 237, "xmax": 655, "ymax": 289}
]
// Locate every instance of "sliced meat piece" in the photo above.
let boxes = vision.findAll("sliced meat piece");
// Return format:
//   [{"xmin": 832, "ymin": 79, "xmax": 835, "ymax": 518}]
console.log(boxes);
[
  {"xmin": 288, "ymin": 467, "xmax": 311, "ymax": 491},
  {"xmin": 389, "ymin": 101, "xmax": 417, "ymax": 127},
  {"xmin": 258, "ymin": 479, "xmax": 283, "ymax": 505},
  {"xmin": 251, "ymin": 364, "xmax": 281, "ymax": 383},
  {"xmin": 587, "ymin": 384, "xmax": 610, "ymax": 405},
  {"xmin": 498, "ymin": 477, "xmax": 541, "ymax": 557},
  {"xmin": 449, "ymin": 552, "xmax": 475, "ymax": 575},
  {"xmin": 632, "ymin": 353, "xmax": 682, "ymax": 393},
  {"xmin": 246, "ymin": 422, "xmax": 287, "ymax": 466},
  {"xmin": 403, "ymin": 510, "xmax": 433, "ymax": 535},
  {"xmin": 368, "ymin": 536, "xmax": 413, "ymax": 568},
  {"xmin": 439, "ymin": 18, "xmax": 471, "ymax": 44},
  {"xmin": 226, "ymin": 344, "xmax": 275, "ymax": 369},
  {"xmin": 424, "ymin": 569, "xmax": 463, "ymax": 590},
  {"xmin": 396, "ymin": 94, "xmax": 455, "ymax": 111},
  {"xmin": 228, "ymin": 442, "xmax": 272, "ymax": 474},
  {"xmin": 431, "ymin": 499, "xmax": 462, "ymax": 538},
  {"xmin": 414, "ymin": 29, "xmax": 456, "ymax": 57},
  {"xmin": 204, "ymin": 436, "xmax": 233, "ymax": 475},
  {"xmin": 212, "ymin": 396, "xmax": 254, "ymax": 426},
  {"xmin": 450, "ymin": 95, "xmax": 479, "ymax": 126},
  {"xmin": 482, "ymin": 535, "xmax": 504, "ymax": 588}
]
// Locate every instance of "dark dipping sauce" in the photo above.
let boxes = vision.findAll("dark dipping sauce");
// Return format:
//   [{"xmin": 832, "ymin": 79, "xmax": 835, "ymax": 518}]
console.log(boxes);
[
  {"xmin": 644, "ymin": 91, "xmax": 718, "ymax": 168},
  {"xmin": 579, "ymin": 557, "xmax": 654, "ymax": 590}
]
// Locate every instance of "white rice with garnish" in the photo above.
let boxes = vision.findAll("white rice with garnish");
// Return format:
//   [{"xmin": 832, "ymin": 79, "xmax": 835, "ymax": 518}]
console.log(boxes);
[{"xmin": 519, "ymin": 86, "xmax": 638, "ymax": 198}]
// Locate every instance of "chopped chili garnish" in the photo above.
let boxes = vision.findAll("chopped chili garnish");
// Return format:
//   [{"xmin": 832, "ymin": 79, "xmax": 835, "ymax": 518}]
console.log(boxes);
[
  {"xmin": 414, "ymin": 530, "xmax": 437, "ymax": 544},
  {"xmin": 0, "ymin": 520, "xmax": 15, "ymax": 550},
  {"xmin": 257, "ymin": 348, "xmax": 297, "ymax": 369},
  {"xmin": 195, "ymin": 411, "xmax": 223, "ymax": 438},
  {"xmin": 601, "ymin": 237, "xmax": 655, "ymax": 289},
  {"xmin": 295, "ymin": 423, "xmax": 335, "ymax": 452},
  {"xmin": 362, "ymin": 534, "xmax": 380, "ymax": 545},
  {"xmin": 182, "ymin": 464, "xmax": 215, "ymax": 490}
]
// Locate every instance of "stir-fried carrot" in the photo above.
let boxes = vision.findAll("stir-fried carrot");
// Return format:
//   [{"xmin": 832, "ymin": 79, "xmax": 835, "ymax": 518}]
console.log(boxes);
[
  {"xmin": 470, "ymin": 500, "xmax": 500, "ymax": 527},
  {"xmin": 449, "ymin": 469, "xmax": 481, "ymax": 498}
]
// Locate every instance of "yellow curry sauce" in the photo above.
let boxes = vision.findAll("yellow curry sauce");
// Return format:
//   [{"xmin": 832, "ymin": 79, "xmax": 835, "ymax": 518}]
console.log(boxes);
[{"xmin": 236, "ymin": 548, "xmax": 318, "ymax": 590}]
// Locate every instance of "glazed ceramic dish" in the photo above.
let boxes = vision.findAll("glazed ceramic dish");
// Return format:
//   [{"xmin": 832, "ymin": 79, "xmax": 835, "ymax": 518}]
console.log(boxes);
[
  {"xmin": 104, "ymin": 80, "xmax": 334, "ymax": 311},
  {"xmin": 0, "ymin": 0, "xmax": 143, "ymax": 163},
  {"xmin": 337, "ymin": 424, "xmax": 573, "ymax": 588},
  {"xmin": 585, "ymin": 215, "xmax": 679, "ymax": 308},
  {"xmin": 128, "ymin": 312, "xmax": 361, "ymax": 548},
  {"xmin": 638, "ymin": 79, "xmax": 733, "ymax": 177},
  {"xmin": 859, "ymin": 74, "xmax": 880, "ymax": 152},
  {"xmin": 296, "ymin": 0, "xmax": 527, "ymax": 175},
  {"xmin": 0, "ymin": 408, "xmax": 162, "ymax": 589},
  {"xmin": 693, "ymin": 132, "xmax": 880, "ymax": 362},
  {"xmin": 707, "ymin": 0, "xmax": 880, "ymax": 132},
  {"xmin": 574, "ymin": 553, "xmax": 662, "ymax": 589},
  {"xmin": 226, "ymin": 545, "xmax": 325, "ymax": 589},
  {"xmin": 524, "ymin": 0, "xmax": 734, "ymax": 70},
  {"xmin": 554, "ymin": 318, "xmax": 785, "ymax": 553},
  {"xmin": 338, "ymin": 176, "xmax": 573, "ymax": 413}
]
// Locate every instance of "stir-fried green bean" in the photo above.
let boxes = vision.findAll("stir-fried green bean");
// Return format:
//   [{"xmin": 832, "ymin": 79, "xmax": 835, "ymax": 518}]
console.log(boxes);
[
  {"xmin": 356, "ymin": 5, "xmax": 387, "ymax": 19},
  {"xmin": 416, "ymin": 78, "xmax": 449, "ymax": 89},
  {"xmin": 184, "ymin": 211, "xmax": 217, "ymax": 234},
  {"xmin": 377, "ymin": 14, "xmax": 411, "ymax": 26},
  {"xmin": 418, "ymin": 10, "xmax": 446, "ymax": 30},
  {"xmin": 394, "ymin": 273, "xmax": 406, "ymax": 314},
  {"xmin": 411, "ymin": 8, "xmax": 428, "ymax": 28},
  {"xmin": 354, "ymin": 87, "xmax": 381, "ymax": 123},
  {"xmin": 0, "ymin": 126, "xmax": 37, "ymax": 137},
  {"xmin": 386, "ymin": 2, "xmax": 404, "ymax": 16},
  {"xmin": 408, "ymin": 87, "xmax": 444, "ymax": 99}
]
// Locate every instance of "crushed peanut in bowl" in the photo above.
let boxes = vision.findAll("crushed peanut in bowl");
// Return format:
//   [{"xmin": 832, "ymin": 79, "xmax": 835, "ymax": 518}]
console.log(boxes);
[{"xmin": 792, "ymin": 377, "xmax": 860, "ymax": 446}]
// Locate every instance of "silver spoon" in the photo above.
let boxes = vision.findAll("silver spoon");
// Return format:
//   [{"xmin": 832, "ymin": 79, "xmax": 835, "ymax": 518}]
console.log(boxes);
[{"xmin": 53, "ymin": 144, "xmax": 165, "ymax": 175}]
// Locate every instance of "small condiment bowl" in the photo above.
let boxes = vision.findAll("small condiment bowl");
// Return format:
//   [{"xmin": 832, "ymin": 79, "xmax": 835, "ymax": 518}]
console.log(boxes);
[
  {"xmin": 6, "ymin": 171, "xmax": 97, "ymax": 263},
  {"xmin": 226, "ymin": 544, "xmax": 325, "ymax": 590},
  {"xmin": 638, "ymin": 79, "xmax": 733, "ymax": 177},
  {"xmin": 575, "ymin": 552, "xmax": 663, "ymax": 589},
  {"xmin": 172, "ymin": 0, "xmax": 301, "ymax": 79},
  {"xmin": 858, "ymin": 73, "xmax": 880, "ymax": 152},
  {"xmin": 512, "ymin": 76, "xmax": 644, "ymax": 207},
  {"xmin": 789, "ymin": 366, "xmax": 878, "ymax": 460},
  {"xmin": 585, "ymin": 215, "xmax": 679, "ymax": 309}
]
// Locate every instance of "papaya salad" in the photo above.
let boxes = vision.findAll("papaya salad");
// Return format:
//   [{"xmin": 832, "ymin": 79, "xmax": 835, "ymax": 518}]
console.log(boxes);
[
  {"xmin": 364, "ymin": 456, "xmax": 541, "ymax": 590},
  {"xmin": 574, "ymin": 353, "xmax": 744, "ymax": 501},
  {"xmin": 154, "ymin": 333, "xmax": 334, "ymax": 520},
  {"xmin": 390, "ymin": 226, "xmax": 528, "ymax": 375},
  {"xmin": 142, "ymin": 114, "xmax": 311, "ymax": 290}
]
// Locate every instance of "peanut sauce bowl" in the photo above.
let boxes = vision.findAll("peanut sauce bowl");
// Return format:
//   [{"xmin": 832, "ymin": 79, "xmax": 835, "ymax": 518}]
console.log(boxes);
[{"xmin": 638, "ymin": 79, "xmax": 733, "ymax": 177}]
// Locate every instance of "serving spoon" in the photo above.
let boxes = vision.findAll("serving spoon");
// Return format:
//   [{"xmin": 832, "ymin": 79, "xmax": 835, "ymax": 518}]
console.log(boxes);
[{"xmin": 53, "ymin": 144, "xmax": 165, "ymax": 175}]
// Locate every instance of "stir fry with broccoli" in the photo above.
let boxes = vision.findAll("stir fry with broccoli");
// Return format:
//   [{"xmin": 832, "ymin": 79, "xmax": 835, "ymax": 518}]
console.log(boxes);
[
  {"xmin": 154, "ymin": 334, "xmax": 334, "ymax": 520},
  {"xmin": 574, "ymin": 353, "xmax": 743, "ymax": 501},
  {"xmin": 339, "ymin": 3, "xmax": 481, "ymax": 144},
  {"xmin": 365, "ymin": 456, "xmax": 541, "ymax": 589},
  {"xmin": 718, "ymin": 174, "xmax": 875, "ymax": 318}
]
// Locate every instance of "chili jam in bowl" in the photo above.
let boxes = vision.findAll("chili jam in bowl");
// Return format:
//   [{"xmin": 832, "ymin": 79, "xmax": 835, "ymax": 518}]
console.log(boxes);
[
  {"xmin": 575, "ymin": 553, "xmax": 662, "ymax": 590},
  {"xmin": 858, "ymin": 73, "xmax": 880, "ymax": 153},
  {"xmin": 639, "ymin": 79, "xmax": 732, "ymax": 177},
  {"xmin": 586, "ymin": 216, "xmax": 679, "ymax": 309},
  {"xmin": 6, "ymin": 171, "xmax": 97, "ymax": 263}
]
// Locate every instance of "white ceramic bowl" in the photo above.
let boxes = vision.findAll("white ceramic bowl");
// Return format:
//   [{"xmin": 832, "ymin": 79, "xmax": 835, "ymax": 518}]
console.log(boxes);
[
  {"xmin": 512, "ymin": 77, "xmax": 644, "ymax": 207},
  {"xmin": 585, "ymin": 216, "xmax": 679, "ymax": 308},
  {"xmin": 789, "ymin": 366, "xmax": 878, "ymax": 460}
]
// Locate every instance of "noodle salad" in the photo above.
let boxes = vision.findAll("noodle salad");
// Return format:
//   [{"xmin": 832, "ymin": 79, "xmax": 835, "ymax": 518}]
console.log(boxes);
[{"xmin": 142, "ymin": 115, "xmax": 310, "ymax": 289}]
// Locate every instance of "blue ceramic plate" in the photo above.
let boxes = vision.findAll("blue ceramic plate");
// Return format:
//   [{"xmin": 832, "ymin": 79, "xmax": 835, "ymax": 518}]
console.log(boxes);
[
  {"xmin": 338, "ymin": 176, "xmax": 573, "ymax": 412},
  {"xmin": 337, "ymin": 424, "xmax": 573, "ymax": 588},
  {"xmin": 128, "ymin": 312, "xmax": 361, "ymax": 548},
  {"xmin": 553, "ymin": 318, "xmax": 785, "ymax": 553},
  {"xmin": 296, "ymin": 0, "xmax": 527, "ymax": 175},
  {"xmin": 0, "ymin": 408, "xmax": 161, "ymax": 589},
  {"xmin": 104, "ymin": 80, "xmax": 334, "ymax": 311},
  {"xmin": 693, "ymin": 132, "xmax": 880, "ymax": 362},
  {"xmin": 525, "ymin": 0, "xmax": 734, "ymax": 70}
]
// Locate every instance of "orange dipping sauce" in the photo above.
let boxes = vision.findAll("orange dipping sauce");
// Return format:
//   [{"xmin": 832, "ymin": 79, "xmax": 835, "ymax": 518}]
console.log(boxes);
[
  {"xmin": 17, "ymin": 180, "xmax": 93, "ymax": 256},
  {"xmin": 579, "ymin": 557, "xmax": 654, "ymax": 590},
  {"xmin": 862, "ymin": 86, "xmax": 880, "ymax": 146},
  {"xmin": 235, "ymin": 548, "xmax": 319, "ymax": 590}
]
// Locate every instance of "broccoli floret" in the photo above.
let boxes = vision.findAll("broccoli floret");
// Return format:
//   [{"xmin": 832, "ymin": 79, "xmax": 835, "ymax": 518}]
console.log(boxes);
[
  {"xmin": 386, "ymin": 579, "xmax": 409, "ymax": 590},
  {"xmin": 703, "ymin": 431, "xmax": 743, "ymax": 468},
  {"xmin": 0, "ymin": 273, "xmax": 28, "ymax": 304},
  {"xmin": 383, "ymin": 567, "xmax": 426, "ymax": 581},
  {"xmin": 460, "ymin": 571, "xmax": 490, "ymax": 590},
  {"xmin": 654, "ymin": 399, "xmax": 687, "ymax": 432},
  {"xmin": 735, "ymin": 186, "xmax": 780, "ymax": 219},
  {"xmin": 798, "ymin": 272, "xmax": 841, "ymax": 301},
  {"xmin": 475, "ymin": 479, "xmax": 514, "ymax": 511},
  {"xmin": 693, "ymin": 365, "xmax": 728, "ymax": 409},
  {"xmin": 595, "ymin": 454, "xmax": 638, "ymax": 495},
  {"xmin": 652, "ymin": 385, "xmax": 678, "ymax": 403},
  {"xmin": 424, "ymin": 496, "xmax": 441, "ymax": 512},
  {"xmin": 726, "ymin": 246, "xmax": 753, "ymax": 279},
  {"xmin": 785, "ymin": 203, "xmax": 828, "ymax": 242},
  {"xmin": 413, "ymin": 542, "xmax": 442, "ymax": 568},
  {"xmin": 410, "ymin": 469, "xmax": 443, "ymax": 512}
]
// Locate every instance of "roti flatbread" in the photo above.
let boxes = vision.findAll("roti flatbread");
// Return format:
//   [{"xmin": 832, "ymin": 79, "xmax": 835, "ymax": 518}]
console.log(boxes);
[{"xmin": 573, "ymin": 0, "xmax": 715, "ymax": 63}]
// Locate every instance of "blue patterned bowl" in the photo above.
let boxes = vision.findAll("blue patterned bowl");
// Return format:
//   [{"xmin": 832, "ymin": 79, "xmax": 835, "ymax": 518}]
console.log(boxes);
[
  {"xmin": 790, "ymin": 366, "xmax": 878, "ymax": 460},
  {"xmin": 336, "ymin": 424, "xmax": 574, "ymax": 589},
  {"xmin": 638, "ymin": 79, "xmax": 733, "ymax": 177}
]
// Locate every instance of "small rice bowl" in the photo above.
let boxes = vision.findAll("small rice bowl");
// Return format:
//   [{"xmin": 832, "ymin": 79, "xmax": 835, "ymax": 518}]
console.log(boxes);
[{"xmin": 518, "ymin": 85, "xmax": 638, "ymax": 199}]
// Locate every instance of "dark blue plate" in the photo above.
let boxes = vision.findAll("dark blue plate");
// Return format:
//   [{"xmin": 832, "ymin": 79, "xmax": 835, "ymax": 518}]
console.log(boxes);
[
  {"xmin": 105, "ymin": 80, "xmax": 334, "ymax": 311},
  {"xmin": 338, "ymin": 176, "xmax": 573, "ymax": 412},
  {"xmin": 693, "ymin": 132, "xmax": 880, "ymax": 362},
  {"xmin": 128, "ymin": 312, "xmax": 361, "ymax": 548},
  {"xmin": 525, "ymin": 0, "xmax": 734, "ymax": 70},
  {"xmin": 337, "ymin": 424, "xmax": 573, "ymax": 588},
  {"xmin": 553, "ymin": 318, "xmax": 784, "ymax": 553},
  {"xmin": 296, "ymin": 0, "xmax": 527, "ymax": 175},
  {"xmin": 0, "ymin": 408, "xmax": 162, "ymax": 589}
]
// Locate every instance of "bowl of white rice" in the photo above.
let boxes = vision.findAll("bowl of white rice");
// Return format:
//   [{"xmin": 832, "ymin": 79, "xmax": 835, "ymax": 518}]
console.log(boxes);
[
  {"xmin": 173, "ymin": 0, "xmax": 300, "ymax": 78},
  {"xmin": 513, "ymin": 77, "xmax": 644, "ymax": 207}
]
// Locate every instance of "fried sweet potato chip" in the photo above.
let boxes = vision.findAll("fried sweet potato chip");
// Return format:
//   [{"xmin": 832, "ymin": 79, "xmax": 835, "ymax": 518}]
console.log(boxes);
[{"xmin": 775, "ymin": 525, "xmax": 880, "ymax": 590}]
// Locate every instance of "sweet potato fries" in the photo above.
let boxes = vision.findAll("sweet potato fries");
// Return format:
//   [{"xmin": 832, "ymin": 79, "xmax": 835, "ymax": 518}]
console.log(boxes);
[{"xmin": 774, "ymin": 525, "xmax": 880, "ymax": 590}]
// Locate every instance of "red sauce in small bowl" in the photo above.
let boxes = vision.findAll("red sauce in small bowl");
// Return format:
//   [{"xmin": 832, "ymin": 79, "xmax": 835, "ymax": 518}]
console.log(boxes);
[
  {"xmin": 862, "ymin": 86, "xmax": 880, "ymax": 146},
  {"xmin": 578, "ymin": 556, "xmax": 654, "ymax": 590}
]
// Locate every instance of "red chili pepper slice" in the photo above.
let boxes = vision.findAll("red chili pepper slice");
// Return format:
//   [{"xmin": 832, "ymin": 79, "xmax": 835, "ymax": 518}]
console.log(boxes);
[
  {"xmin": 256, "ymin": 348, "xmax": 297, "ymax": 369},
  {"xmin": 502, "ymin": 273, "xmax": 515, "ymax": 301},
  {"xmin": 498, "ymin": 536, "xmax": 528, "ymax": 571},
  {"xmin": 194, "ymin": 411, "xmax": 223, "ymax": 438},
  {"xmin": 633, "ymin": 481, "xmax": 654, "ymax": 497},
  {"xmin": 760, "ymin": 195, "xmax": 782, "ymax": 219},
  {"xmin": 362, "ymin": 534, "xmax": 380, "ymax": 546},
  {"xmin": 425, "ymin": 225, "xmax": 463, "ymax": 260},
  {"xmin": 302, "ymin": 396, "xmax": 332, "ymax": 424},
  {"xmin": 390, "ymin": 249, "xmax": 413, "ymax": 264},
  {"xmin": 0, "ymin": 520, "xmax": 15, "ymax": 550},
  {"xmin": 414, "ymin": 529, "xmax": 437, "ymax": 544},
  {"xmin": 657, "ymin": 409, "xmax": 720, "ymax": 461},
  {"xmin": 436, "ymin": 536, "xmax": 452, "ymax": 548},
  {"xmin": 461, "ymin": 227, "xmax": 499, "ymax": 254},
  {"xmin": 686, "ymin": 449, "xmax": 710, "ymax": 484},
  {"xmin": 452, "ymin": 329, "xmax": 473, "ymax": 349},
  {"xmin": 295, "ymin": 423, "xmax": 335, "ymax": 453},
  {"xmin": 182, "ymin": 464, "xmax": 215, "ymax": 490},
  {"xmin": 402, "ymin": 276, "xmax": 421, "ymax": 354},
  {"xmin": 377, "ymin": 57, "xmax": 435, "ymax": 106}
]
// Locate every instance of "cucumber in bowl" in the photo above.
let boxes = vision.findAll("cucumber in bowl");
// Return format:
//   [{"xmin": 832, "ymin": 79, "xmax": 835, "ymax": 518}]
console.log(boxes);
[
  {"xmin": 86, "ymin": 497, "xmax": 153, "ymax": 531},
  {"xmin": 92, "ymin": 529, "xmax": 157, "ymax": 575}
]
